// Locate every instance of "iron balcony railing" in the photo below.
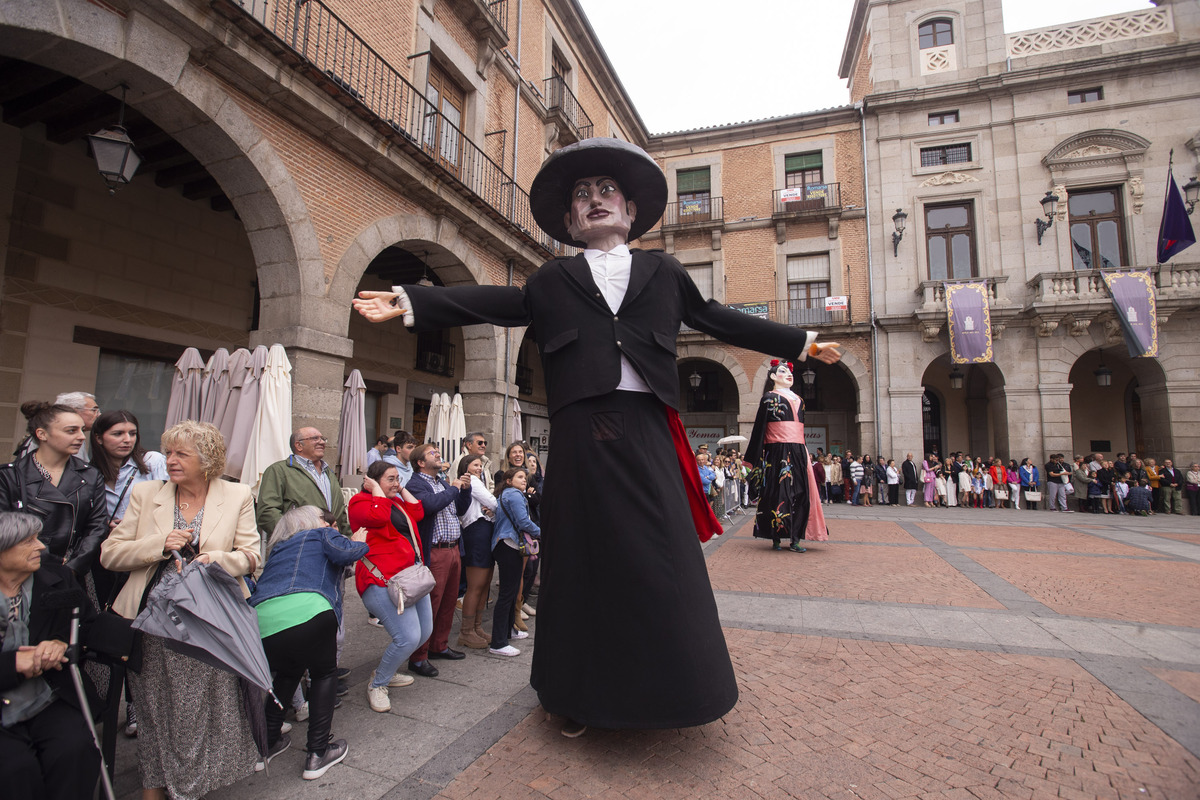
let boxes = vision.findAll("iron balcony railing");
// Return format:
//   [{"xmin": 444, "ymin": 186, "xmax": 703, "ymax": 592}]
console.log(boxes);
[
  {"xmin": 772, "ymin": 183, "xmax": 842, "ymax": 216},
  {"xmin": 662, "ymin": 196, "xmax": 724, "ymax": 227},
  {"xmin": 416, "ymin": 343, "xmax": 456, "ymax": 377},
  {"xmin": 485, "ymin": 0, "xmax": 508, "ymax": 35},
  {"xmin": 223, "ymin": 0, "xmax": 566, "ymax": 256},
  {"xmin": 543, "ymin": 76, "xmax": 594, "ymax": 140},
  {"xmin": 681, "ymin": 298, "xmax": 847, "ymax": 333}
]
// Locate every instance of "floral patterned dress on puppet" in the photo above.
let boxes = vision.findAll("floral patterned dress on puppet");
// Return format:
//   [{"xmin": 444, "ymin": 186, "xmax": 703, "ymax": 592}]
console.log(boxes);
[{"xmin": 744, "ymin": 361, "xmax": 829, "ymax": 552}]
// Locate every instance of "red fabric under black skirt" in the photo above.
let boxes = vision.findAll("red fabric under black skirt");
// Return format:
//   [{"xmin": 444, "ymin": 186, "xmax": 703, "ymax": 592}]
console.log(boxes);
[{"xmin": 529, "ymin": 391, "xmax": 738, "ymax": 729}]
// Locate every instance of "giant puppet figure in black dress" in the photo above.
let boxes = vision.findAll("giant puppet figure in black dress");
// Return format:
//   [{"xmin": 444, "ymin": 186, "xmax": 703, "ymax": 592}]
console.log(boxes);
[
  {"xmin": 745, "ymin": 360, "xmax": 829, "ymax": 551},
  {"xmin": 353, "ymin": 138, "xmax": 842, "ymax": 735}
]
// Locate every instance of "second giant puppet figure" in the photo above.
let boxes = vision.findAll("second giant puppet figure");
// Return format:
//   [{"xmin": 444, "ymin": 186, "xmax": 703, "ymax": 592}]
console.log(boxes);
[
  {"xmin": 745, "ymin": 360, "xmax": 829, "ymax": 551},
  {"xmin": 353, "ymin": 138, "xmax": 841, "ymax": 735}
]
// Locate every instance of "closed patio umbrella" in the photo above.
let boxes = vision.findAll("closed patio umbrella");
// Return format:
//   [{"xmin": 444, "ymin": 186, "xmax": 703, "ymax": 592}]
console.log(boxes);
[
  {"xmin": 217, "ymin": 348, "xmax": 251, "ymax": 450},
  {"xmin": 425, "ymin": 392, "xmax": 445, "ymax": 447},
  {"xmin": 447, "ymin": 393, "xmax": 466, "ymax": 461},
  {"xmin": 241, "ymin": 344, "xmax": 292, "ymax": 495},
  {"xmin": 225, "ymin": 345, "xmax": 268, "ymax": 480},
  {"xmin": 435, "ymin": 392, "xmax": 453, "ymax": 460},
  {"xmin": 200, "ymin": 347, "xmax": 230, "ymax": 425},
  {"xmin": 509, "ymin": 398, "xmax": 523, "ymax": 445},
  {"xmin": 165, "ymin": 347, "xmax": 205, "ymax": 429},
  {"xmin": 338, "ymin": 370, "xmax": 368, "ymax": 481}
]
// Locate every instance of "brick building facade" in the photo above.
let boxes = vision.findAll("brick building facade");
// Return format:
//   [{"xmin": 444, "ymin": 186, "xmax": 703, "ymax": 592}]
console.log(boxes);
[{"xmin": 3, "ymin": 0, "xmax": 1197, "ymax": 471}]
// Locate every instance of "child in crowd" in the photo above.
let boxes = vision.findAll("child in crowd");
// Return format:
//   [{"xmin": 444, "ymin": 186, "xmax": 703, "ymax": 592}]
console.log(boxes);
[{"xmin": 1113, "ymin": 472, "xmax": 1131, "ymax": 514}]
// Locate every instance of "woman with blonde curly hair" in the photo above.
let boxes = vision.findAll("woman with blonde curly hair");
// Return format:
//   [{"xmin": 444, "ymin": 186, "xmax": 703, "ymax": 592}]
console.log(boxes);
[{"xmin": 101, "ymin": 421, "xmax": 262, "ymax": 800}]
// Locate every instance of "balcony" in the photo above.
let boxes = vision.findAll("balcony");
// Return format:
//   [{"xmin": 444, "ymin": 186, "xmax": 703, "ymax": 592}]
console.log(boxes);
[
  {"xmin": 772, "ymin": 184, "xmax": 841, "ymax": 217},
  {"xmin": 216, "ymin": 0, "xmax": 566, "ymax": 257},
  {"xmin": 416, "ymin": 343, "xmax": 456, "ymax": 377},
  {"xmin": 543, "ymin": 76, "xmax": 594, "ymax": 143},
  {"xmin": 680, "ymin": 299, "xmax": 848, "ymax": 335},
  {"xmin": 482, "ymin": 0, "xmax": 508, "ymax": 37},
  {"xmin": 1005, "ymin": 6, "xmax": 1172, "ymax": 59},
  {"xmin": 662, "ymin": 197, "xmax": 724, "ymax": 229}
]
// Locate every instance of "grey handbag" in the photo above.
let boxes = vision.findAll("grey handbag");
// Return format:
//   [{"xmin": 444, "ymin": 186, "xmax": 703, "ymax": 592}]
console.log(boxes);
[{"xmin": 359, "ymin": 504, "xmax": 435, "ymax": 614}]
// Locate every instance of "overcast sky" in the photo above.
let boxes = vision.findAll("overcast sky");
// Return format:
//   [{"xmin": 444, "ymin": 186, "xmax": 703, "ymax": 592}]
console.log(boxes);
[{"xmin": 573, "ymin": 0, "xmax": 1157, "ymax": 133}]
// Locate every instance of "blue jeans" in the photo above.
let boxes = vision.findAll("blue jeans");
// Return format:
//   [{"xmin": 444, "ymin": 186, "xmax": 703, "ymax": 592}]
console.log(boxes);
[
  {"xmin": 850, "ymin": 479, "xmax": 862, "ymax": 505},
  {"xmin": 360, "ymin": 585, "xmax": 433, "ymax": 688}
]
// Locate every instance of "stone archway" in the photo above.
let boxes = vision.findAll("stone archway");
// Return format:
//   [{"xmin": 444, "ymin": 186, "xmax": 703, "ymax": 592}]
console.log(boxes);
[
  {"xmin": 0, "ymin": 2, "xmax": 340, "ymax": 437},
  {"xmin": 677, "ymin": 344, "xmax": 755, "ymax": 426},
  {"xmin": 0, "ymin": 4, "xmax": 319, "ymax": 302},
  {"xmin": 749, "ymin": 347, "xmax": 872, "ymax": 454},
  {"xmin": 336, "ymin": 212, "xmax": 508, "ymax": 448},
  {"xmin": 920, "ymin": 353, "xmax": 1009, "ymax": 461}
]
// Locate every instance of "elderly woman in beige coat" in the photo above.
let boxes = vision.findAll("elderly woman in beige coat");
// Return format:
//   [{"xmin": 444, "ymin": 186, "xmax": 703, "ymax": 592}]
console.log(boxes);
[{"xmin": 100, "ymin": 421, "xmax": 261, "ymax": 800}]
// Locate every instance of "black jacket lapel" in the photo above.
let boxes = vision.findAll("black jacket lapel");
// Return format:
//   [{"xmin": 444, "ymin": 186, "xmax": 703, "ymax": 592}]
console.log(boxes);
[{"xmin": 620, "ymin": 251, "xmax": 661, "ymax": 311}]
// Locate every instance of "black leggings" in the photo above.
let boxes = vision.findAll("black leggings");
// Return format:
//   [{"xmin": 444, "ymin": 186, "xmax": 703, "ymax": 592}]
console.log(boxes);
[
  {"xmin": 490, "ymin": 541, "xmax": 523, "ymax": 649},
  {"xmin": 262, "ymin": 610, "xmax": 338, "ymax": 745}
]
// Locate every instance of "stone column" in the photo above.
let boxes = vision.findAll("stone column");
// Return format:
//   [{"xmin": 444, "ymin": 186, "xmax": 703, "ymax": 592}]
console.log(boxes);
[
  {"xmin": 458, "ymin": 322, "xmax": 509, "ymax": 451},
  {"xmin": 250, "ymin": 322, "xmax": 353, "ymax": 466},
  {"xmin": 887, "ymin": 386, "xmax": 925, "ymax": 458},
  {"xmin": 1137, "ymin": 381, "xmax": 1199, "ymax": 463}
]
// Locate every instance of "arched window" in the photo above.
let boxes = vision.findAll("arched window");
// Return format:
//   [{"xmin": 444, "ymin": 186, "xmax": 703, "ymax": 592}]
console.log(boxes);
[{"xmin": 918, "ymin": 19, "xmax": 953, "ymax": 49}]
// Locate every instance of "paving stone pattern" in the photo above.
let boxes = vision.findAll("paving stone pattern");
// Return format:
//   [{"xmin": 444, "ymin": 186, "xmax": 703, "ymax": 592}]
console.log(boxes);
[{"xmin": 124, "ymin": 506, "xmax": 1200, "ymax": 799}]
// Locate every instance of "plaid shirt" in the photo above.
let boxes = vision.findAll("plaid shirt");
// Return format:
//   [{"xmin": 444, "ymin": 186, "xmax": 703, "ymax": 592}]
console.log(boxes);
[{"xmin": 414, "ymin": 472, "xmax": 461, "ymax": 544}]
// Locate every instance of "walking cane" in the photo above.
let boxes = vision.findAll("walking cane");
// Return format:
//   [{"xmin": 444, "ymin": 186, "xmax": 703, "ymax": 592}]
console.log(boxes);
[{"xmin": 67, "ymin": 603, "xmax": 117, "ymax": 800}]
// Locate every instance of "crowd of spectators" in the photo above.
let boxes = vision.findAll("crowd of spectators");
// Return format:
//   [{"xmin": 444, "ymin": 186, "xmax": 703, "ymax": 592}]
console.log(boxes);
[
  {"xmin": 752, "ymin": 448, "xmax": 1199, "ymax": 517},
  {"xmin": 698, "ymin": 439, "xmax": 1199, "ymax": 519},
  {"xmin": 1, "ymin": 394, "xmax": 546, "ymax": 798}
]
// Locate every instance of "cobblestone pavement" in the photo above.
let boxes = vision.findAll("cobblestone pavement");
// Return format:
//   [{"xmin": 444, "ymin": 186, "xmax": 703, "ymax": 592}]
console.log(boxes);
[{"xmin": 115, "ymin": 504, "xmax": 1200, "ymax": 799}]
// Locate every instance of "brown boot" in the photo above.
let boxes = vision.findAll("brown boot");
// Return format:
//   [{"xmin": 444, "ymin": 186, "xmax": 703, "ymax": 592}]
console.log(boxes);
[
  {"xmin": 512, "ymin": 594, "xmax": 529, "ymax": 632},
  {"xmin": 473, "ymin": 610, "xmax": 487, "ymax": 642},
  {"xmin": 456, "ymin": 613, "xmax": 488, "ymax": 649}
]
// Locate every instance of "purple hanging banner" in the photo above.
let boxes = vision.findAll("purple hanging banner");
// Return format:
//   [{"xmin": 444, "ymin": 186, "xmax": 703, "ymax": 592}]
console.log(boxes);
[
  {"xmin": 944, "ymin": 282, "xmax": 993, "ymax": 364},
  {"xmin": 1101, "ymin": 271, "xmax": 1158, "ymax": 357}
]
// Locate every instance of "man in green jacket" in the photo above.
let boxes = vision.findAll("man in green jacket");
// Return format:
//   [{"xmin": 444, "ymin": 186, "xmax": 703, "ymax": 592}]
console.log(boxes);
[{"xmin": 257, "ymin": 427, "xmax": 351, "ymax": 538}]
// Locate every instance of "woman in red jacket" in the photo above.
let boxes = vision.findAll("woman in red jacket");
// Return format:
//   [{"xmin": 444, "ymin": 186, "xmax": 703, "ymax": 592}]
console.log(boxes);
[{"xmin": 348, "ymin": 460, "xmax": 428, "ymax": 714}]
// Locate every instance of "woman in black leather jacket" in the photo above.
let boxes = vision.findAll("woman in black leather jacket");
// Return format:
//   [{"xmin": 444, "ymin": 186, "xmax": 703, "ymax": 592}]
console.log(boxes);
[{"xmin": 0, "ymin": 402, "xmax": 108, "ymax": 579}]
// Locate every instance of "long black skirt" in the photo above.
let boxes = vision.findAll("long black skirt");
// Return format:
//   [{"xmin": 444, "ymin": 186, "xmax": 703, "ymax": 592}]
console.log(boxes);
[
  {"xmin": 753, "ymin": 442, "xmax": 814, "ymax": 543},
  {"xmin": 529, "ymin": 391, "xmax": 738, "ymax": 728}
]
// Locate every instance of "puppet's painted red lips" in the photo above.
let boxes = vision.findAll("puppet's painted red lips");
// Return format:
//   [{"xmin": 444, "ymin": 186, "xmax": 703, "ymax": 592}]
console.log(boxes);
[{"xmin": 587, "ymin": 210, "xmax": 609, "ymax": 219}]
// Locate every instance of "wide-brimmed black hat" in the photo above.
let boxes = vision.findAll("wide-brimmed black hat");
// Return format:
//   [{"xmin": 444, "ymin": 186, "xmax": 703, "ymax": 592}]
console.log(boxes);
[{"xmin": 530, "ymin": 137, "xmax": 667, "ymax": 248}]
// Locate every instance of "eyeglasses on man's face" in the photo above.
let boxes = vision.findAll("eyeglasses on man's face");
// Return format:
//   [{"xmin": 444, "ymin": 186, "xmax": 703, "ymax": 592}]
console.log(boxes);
[{"xmin": 300, "ymin": 435, "xmax": 328, "ymax": 443}]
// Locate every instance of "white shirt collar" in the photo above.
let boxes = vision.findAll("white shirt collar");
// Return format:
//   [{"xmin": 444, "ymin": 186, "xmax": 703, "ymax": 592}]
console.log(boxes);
[{"xmin": 582, "ymin": 243, "xmax": 631, "ymax": 261}]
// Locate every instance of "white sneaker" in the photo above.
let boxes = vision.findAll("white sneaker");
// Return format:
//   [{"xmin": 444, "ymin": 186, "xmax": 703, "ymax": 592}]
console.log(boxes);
[
  {"xmin": 293, "ymin": 702, "xmax": 309, "ymax": 721},
  {"xmin": 367, "ymin": 685, "xmax": 390, "ymax": 713},
  {"xmin": 387, "ymin": 673, "xmax": 414, "ymax": 688},
  {"xmin": 519, "ymin": 608, "xmax": 530, "ymax": 620},
  {"xmin": 521, "ymin": 603, "xmax": 536, "ymax": 617},
  {"xmin": 511, "ymin": 629, "xmax": 530, "ymax": 640},
  {"xmin": 489, "ymin": 645, "xmax": 520, "ymax": 657},
  {"xmin": 280, "ymin": 721, "xmax": 292, "ymax": 734}
]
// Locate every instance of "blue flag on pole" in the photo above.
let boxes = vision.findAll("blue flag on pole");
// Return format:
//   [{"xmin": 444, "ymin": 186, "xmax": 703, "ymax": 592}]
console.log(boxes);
[{"xmin": 1157, "ymin": 166, "xmax": 1195, "ymax": 263}]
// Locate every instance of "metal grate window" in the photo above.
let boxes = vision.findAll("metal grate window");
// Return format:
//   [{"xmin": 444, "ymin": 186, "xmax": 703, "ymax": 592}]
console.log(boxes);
[{"xmin": 920, "ymin": 143, "xmax": 971, "ymax": 167}]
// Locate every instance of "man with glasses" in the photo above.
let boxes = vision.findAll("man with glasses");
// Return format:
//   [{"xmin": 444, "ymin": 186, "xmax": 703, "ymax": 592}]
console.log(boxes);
[
  {"xmin": 403, "ymin": 444, "xmax": 472, "ymax": 677},
  {"xmin": 257, "ymin": 427, "xmax": 354, "ymax": 700},
  {"xmin": 257, "ymin": 428, "xmax": 351, "ymax": 538},
  {"xmin": 451, "ymin": 432, "xmax": 493, "ymax": 492}
]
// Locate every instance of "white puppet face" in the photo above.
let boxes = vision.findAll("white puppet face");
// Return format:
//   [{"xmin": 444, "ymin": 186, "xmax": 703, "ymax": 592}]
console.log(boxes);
[{"xmin": 772, "ymin": 365, "xmax": 794, "ymax": 391}]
